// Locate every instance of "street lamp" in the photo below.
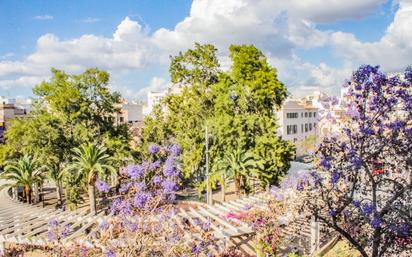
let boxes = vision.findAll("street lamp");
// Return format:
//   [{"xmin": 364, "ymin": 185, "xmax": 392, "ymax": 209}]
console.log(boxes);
[{"xmin": 205, "ymin": 125, "xmax": 212, "ymax": 205}]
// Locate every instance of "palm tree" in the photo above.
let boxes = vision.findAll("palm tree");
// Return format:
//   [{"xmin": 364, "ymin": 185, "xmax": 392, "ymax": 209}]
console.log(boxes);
[
  {"xmin": 46, "ymin": 164, "xmax": 65, "ymax": 207},
  {"xmin": 218, "ymin": 149, "xmax": 259, "ymax": 195},
  {"xmin": 0, "ymin": 155, "xmax": 44, "ymax": 204},
  {"xmin": 66, "ymin": 143, "xmax": 115, "ymax": 215}
]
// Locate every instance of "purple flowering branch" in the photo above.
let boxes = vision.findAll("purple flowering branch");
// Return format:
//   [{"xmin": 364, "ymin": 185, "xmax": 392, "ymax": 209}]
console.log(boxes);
[{"xmin": 304, "ymin": 65, "xmax": 412, "ymax": 257}]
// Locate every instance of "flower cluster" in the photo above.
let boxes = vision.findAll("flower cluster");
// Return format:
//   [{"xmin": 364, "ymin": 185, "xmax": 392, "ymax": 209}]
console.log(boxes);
[
  {"xmin": 303, "ymin": 65, "xmax": 412, "ymax": 256},
  {"xmin": 46, "ymin": 217, "xmax": 72, "ymax": 242},
  {"xmin": 49, "ymin": 144, "xmax": 220, "ymax": 257}
]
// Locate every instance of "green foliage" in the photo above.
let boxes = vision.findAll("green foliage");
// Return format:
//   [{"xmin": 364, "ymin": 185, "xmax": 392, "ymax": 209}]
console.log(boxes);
[
  {"xmin": 300, "ymin": 134, "xmax": 317, "ymax": 154},
  {"xmin": 0, "ymin": 155, "xmax": 44, "ymax": 203},
  {"xmin": 141, "ymin": 43, "xmax": 294, "ymax": 189},
  {"xmin": 65, "ymin": 143, "xmax": 115, "ymax": 212},
  {"xmin": 66, "ymin": 143, "xmax": 115, "ymax": 186},
  {"xmin": 2, "ymin": 67, "xmax": 132, "ymax": 207}
]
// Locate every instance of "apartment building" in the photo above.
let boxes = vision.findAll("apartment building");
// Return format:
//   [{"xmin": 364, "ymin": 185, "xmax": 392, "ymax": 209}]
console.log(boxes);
[
  {"xmin": 276, "ymin": 98, "xmax": 319, "ymax": 156},
  {"xmin": 144, "ymin": 85, "xmax": 183, "ymax": 115},
  {"xmin": 0, "ymin": 99, "xmax": 30, "ymax": 143},
  {"xmin": 114, "ymin": 101, "xmax": 145, "ymax": 125}
]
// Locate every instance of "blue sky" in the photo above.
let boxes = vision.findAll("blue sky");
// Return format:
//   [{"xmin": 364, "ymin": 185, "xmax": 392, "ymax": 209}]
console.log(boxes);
[{"xmin": 1, "ymin": 0, "xmax": 411, "ymax": 100}]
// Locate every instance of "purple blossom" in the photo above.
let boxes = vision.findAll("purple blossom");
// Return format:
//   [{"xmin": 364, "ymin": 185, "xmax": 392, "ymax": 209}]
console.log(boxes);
[
  {"xmin": 163, "ymin": 156, "xmax": 179, "ymax": 177},
  {"xmin": 96, "ymin": 179, "xmax": 110, "ymax": 193},
  {"xmin": 161, "ymin": 179, "xmax": 177, "ymax": 194},
  {"xmin": 387, "ymin": 120, "xmax": 405, "ymax": 130},
  {"xmin": 118, "ymin": 199, "xmax": 133, "ymax": 215},
  {"xmin": 98, "ymin": 220, "xmax": 109, "ymax": 231},
  {"xmin": 48, "ymin": 217, "xmax": 59, "ymax": 227},
  {"xmin": 343, "ymin": 210, "xmax": 352, "ymax": 217},
  {"xmin": 331, "ymin": 171, "xmax": 340, "ymax": 184},
  {"xmin": 61, "ymin": 224, "xmax": 71, "ymax": 238},
  {"xmin": 296, "ymin": 181, "xmax": 304, "ymax": 191},
  {"xmin": 119, "ymin": 182, "xmax": 132, "ymax": 193},
  {"xmin": 405, "ymin": 66, "xmax": 412, "ymax": 82},
  {"xmin": 133, "ymin": 193, "xmax": 149, "ymax": 209},
  {"xmin": 352, "ymin": 200, "xmax": 361, "ymax": 208},
  {"xmin": 280, "ymin": 177, "xmax": 293, "ymax": 189},
  {"xmin": 320, "ymin": 157, "xmax": 332, "ymax": 169},
  {"xmin": 149, "ymin": 160, "xmax": 161, "ymax": 171},
  {"xmin": 360, "ymin": 127, "xmax": 375, "ymax": 136},
  {"xmin": 370, "ymin": 216, "xmax": 382, "ymax": 229},
  {"xmin": 125, "ymin": 165, "xmax": 145, "ymax": 179},
  {"xmin": 169, "ymin": 144, "xmax": 181, "ymax": 156},
  {"xmin": 47, "ymin": 231, "xmax": 57, "ymax": 241},
  {"xmin": 133, "ymin": 181, "xmax": 147, "ymax": 192},
  {"xmin": 152, "ymin": 175, "xmax": 162, "ymax": 185},
  {"xmin": 346, "ymin": 105, "xmax": 359, "ymax": 118},
  {"xmin": 311, "ymin": 171, "xmax": 324, "ymax": 185},
  {"xmin": 398, "ymin": 223, "xmax": 410, "ymax": 237},
  {"xmin": 329, "ymin": 209, "xmax": 337, "ymax": 217},
  {"xmin": 202, "ymin": 221, "xmax": 211, "ymax": 231},
  {"xmin": 361, "ymin": 203, "xmax": 374, "ymax": 215},
  {"xmin": 148, "ymin": 144, "xmax": 161, "ymax": 154},
  {"xmin": 106, "ymin": 249, "xmax": 116, "ymax": 257},
  {"xmin": 243, "ymin": 203, "xmax": 253, "ymax": 210}
]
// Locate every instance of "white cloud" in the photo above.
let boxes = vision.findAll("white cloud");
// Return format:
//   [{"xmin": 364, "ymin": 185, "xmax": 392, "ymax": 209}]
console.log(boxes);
[
  {"xmin": 81, "ymin": 17, "xmax": 100, "ymax": 23},
  {"xmin": 330, "ymin": 1, "xmax": 412, "ymax": 72},
  {"xmin": 34, "ymin": 15, "xmax": 54, "ymax": 20},
  {"xmin": 0, "ymin": 76, "xmax": 46, "ymax": 90},
  {"xmin": 285, "ymin": 0, "xmax": 386, "ymax": 23},
  {"xmin": 136, "ymin": 77, "xmax": 171, "ymax": 100},
  {"xmin": 2, "ymin": 0, "xmax": 409, "ymax": 98},
  {"xmin": 0, "ymin": 17, "xmax": 154, "ymax": 89},
  {"xmin": 0, "ymin": 53, "xmax": 14, "ymax": 60}
]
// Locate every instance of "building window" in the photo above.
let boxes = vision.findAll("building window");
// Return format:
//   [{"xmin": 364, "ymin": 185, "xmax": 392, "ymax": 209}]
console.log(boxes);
[
  {"xmin": 314, "ymin": 112, "xmax": 316, "ymax": 117},
  {"xmin": 301, "ymin": 112, "xmax": 303, "ymax": 118},
  {"xmin": 309, "ymin": 112, "xmax": 312, "ymax": 118},
  {"xmin": 301, "ymin": 124, "xmax": 303, "ymax": 133},
  {"xmin": 305, "ymin": 123, "xmax": 308, "ymax": 132},
  {"xmin": 287, "ymin": 125, "xmax": 297, "ymax": 135},
  {"xmin": 293, "ymin": 138, "xmax": 297, "ymax": 142},
  {"xmin": 305, "ymin": 112, "xmax": 308, "ymax": 117},
  {"xmin": 309, "ymin": 123, "xmax": 312, "ymax": 131},
  {"xmin": 286, "ymin": 112, "xmax": 298, "ymax": 119},
  {"xmin": 119, "ymin": 117, "xmax": 124, "ymax": 123},
  {"xmin": 314, "ymin": 123, "xmax": 316, "ymax": 128}
]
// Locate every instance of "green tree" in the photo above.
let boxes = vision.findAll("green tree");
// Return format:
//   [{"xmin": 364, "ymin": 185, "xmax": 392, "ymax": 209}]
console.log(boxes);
[
  {"xmin": 1, "ymin": 68, "xmax": 133, "ymax": 206},
  {"xmin": 66, "ymin": 143, "xmax": 115, "ymax": 215},
  {"xmin": 217, "ymin": 149, "xmax": 259, "ymax": 195},
  {"xmin": 46, "ymin": 164, "xmax": 65, "ymax": 205},
  {"xmin": 0, "ymin": 155, "xmax": 44, "ymax": 203},
  {"xmin": 141, "ymin": 43, "xmax": 294, "ymax": 189}
]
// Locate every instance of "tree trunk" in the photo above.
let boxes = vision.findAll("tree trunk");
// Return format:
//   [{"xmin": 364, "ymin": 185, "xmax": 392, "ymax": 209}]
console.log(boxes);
[
  {"xmin": 33, "ymin": 183, "xmax": 39, "ymax": 204},
  {"xmin": 12, "ymin": 188, "xmax": 17, "ymax": 200},
  {"xmin": 56, "ymin": 182, "xmax": 63, "ymax": 205},
  {"xmin": 25, "ymin": 186, "xmax": 31, "ymax": 204},
  {"xmin": 221, "ymin": 175, "xmax": 226, "ymax": 202},
  {"xmin": 88, "ymin": 185, "xmax": 97, "ymax": 215},
  {"xmin": 234, "ymin": 176, "xmax": 241, "ymax": 195}
]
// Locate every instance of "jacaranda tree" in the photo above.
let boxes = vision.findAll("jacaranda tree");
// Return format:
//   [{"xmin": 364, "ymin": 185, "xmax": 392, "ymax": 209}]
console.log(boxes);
[{"xmin": 306, "ymin": 65, "xmax": 412, "ymax": 257}]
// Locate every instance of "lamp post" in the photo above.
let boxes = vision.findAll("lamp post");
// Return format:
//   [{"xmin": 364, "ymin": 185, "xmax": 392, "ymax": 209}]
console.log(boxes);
[{"xmin": 205, "ymin": 126, "xmax": 211, "ymax": 205}]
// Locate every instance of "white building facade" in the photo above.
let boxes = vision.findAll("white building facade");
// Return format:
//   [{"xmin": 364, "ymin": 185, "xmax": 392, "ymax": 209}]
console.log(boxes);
[
  {"xmin": 276, "ymin": 98, "xmax": 319, "ymax": 156},
  {"xmin": 114, "ymin": 101, "xmax": 145, "ymax": 125}
]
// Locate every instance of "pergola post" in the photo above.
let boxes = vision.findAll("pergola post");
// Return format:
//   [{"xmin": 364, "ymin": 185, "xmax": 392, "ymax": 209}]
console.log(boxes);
[{"xmin": 310, "ymin": 215, "xmax": 320, "ymax": 254}]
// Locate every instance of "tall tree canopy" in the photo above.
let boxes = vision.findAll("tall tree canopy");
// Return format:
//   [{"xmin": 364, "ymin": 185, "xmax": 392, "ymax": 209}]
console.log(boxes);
[
  {"xmin": 140, "ymin": 44, "xmax": 294, "ymax": 187},
  {"xmin": 1, "ymin": 68, "xmax": 131, "ymax": 167},
  {"xmin": 0, "ymin": 68, "xmax": 133, "ymax": 207}
]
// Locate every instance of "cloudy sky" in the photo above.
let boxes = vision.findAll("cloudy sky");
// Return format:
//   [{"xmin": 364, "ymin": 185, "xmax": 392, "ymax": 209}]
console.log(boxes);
[{"xmin": 0, "ymin": 0, "xmax": 411, "ymax": 100}]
